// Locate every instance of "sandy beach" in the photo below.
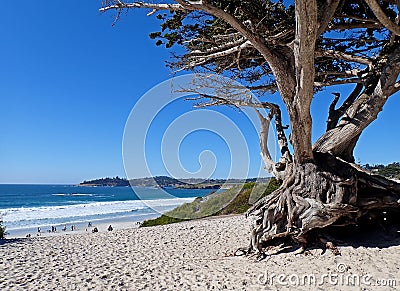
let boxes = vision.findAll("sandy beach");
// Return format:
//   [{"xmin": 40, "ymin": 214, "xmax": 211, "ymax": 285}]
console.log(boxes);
[{"xmin": 1, "ymin": 215, "xmax": 399, "ymax": 290}]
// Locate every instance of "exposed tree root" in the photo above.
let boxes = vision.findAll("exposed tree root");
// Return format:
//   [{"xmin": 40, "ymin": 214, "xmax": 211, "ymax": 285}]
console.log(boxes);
[{"xmin": 245, "ymin": 152, "xmax": 400, "ymax": 255}]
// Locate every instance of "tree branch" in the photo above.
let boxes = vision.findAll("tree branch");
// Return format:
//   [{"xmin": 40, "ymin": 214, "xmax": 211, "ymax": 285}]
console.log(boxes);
[
  {"xmin": 194, "ymin": 95, "xmax": 293, "ymax": 177},
  {"xmin": 176, "ymin": 0, "xmax": 296, "ymax": 101},
  {"xmin": 316, "ymin": 0, "xmax": 341, "ymax": 36},
  {"xmin": 364, "ymin": 0, "xmax": 400, "ymax": 36},
  {"xmin": 314, "ymin": 78, "xmax": 365, "ymax": 87},
  {"xmin": 255, "ymin": 109, "xmax": 279, "ymax": 176},
  {"xmin": 189, "ymin": 41, "xmax": 251, "ymax": 61},
  {"xmin": 390, "ymin": 80, "xmax": 400, "ymax": 95},
  {"xmin": 99, "ymin": 1, "xmax": 187, "ymax": 13},
  {"xmin": 189, "ymin": 38, "xmax": 246, "ymax": 56},
  {"xmin": 326, "ymin": 83, "xmax": 364, "ymax": 130},
  {"xmin": 315, "ymin": 50, "xmax": 373, "ymax": 66},
  {"xmin": 314, "ymin": 46, "xmax": 400, "ymax": 159},
  {"xmin": 327, "ymin": 22, "xmax": 382, "ymax": 30}
]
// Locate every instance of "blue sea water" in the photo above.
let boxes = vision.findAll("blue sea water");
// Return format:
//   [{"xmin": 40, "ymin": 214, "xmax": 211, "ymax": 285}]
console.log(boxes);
[{"xmin": 0, "ymin": 185, "xmax": 211, "ymax": 235}]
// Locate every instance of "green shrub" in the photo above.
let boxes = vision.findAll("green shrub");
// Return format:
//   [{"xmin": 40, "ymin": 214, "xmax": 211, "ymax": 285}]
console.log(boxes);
[
  {"xmin": 140, "ymin": 179, "xmax": 282, "ymax": 227},
  {"xmin": 140, "ymin": 215, "xmax": 187, "ymax": 227},
  {"xmin": 219, "ymin": 179, "xmax": 282, "ymax": 215}
]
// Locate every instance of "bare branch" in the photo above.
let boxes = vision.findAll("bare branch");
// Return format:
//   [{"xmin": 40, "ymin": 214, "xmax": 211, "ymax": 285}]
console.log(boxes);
[
  {"xmin": 335, "ymin": 14, "xmax": 382, "ymax": 23},
  {"xmin": 246, "ymin": 84, "xmax": 277, "ymax": 93},
  {"xmin": 316, "ymin": 0, "xmax": 341, "ymax": 36},
  {"xmin": 255, "ymin": 109, "xmax": 277, "ymax": 175},
  {"xmin": 327, "ymin": 22, "xmax": 382, "ymax": 30},
  {"xmin": 364, "ymin": 0, "xmax": 400, "ymax": 36},
  {"xmin": 326, "ymin": 84, "xmax": 364, "ymax": 130},
  {"xmin": 389, "ymin": 80, "xmax": 400, "ymax": 95},
  {"xmin": 316, "ymin": 69, "xmax": 363, "ymax": 78},
  {"xmin": 100, "ymin": 1, "xmax": 187, "ymax": 13},
  {"xmin": 314, "ymin": 46, "xmax": 400, "ymax": 158},
  {"xmin": 314, "ymin": 79, "xmax": 364, "ymax": 87},
  {"xmin": 270, "ymin": 104, "xmax": 293, "ymax": 167},
  {"xmin": 327, "ymin": 92, "xmax": 340, "ymax": 130},
  {"xmin": 189, "ymin": 41, "xmax": 251, "ymax": 63},
  {"xmin": 189, "ymin": 38, "xmax": 246, "ymax": 56},
  {"xmin": 193, "ymin": 93, "xmax": 293, "ymax": 176},
  {"xmin": 315, "ymin": 50, "xmax": 373, "ymax": 66}
]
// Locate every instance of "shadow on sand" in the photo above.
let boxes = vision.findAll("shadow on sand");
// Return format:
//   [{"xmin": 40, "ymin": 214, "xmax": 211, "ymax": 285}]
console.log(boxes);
[
  {"xmin": 0, "ymin": 238, "xmax": 27, "ymax": 246},
  {"xmin": 256, "ymin": 210, "xmax": 400, "ymax": 258}
]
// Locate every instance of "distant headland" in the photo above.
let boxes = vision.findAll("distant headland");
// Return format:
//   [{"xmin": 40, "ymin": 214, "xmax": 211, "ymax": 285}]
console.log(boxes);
[
  {"xmin": 80, "ymin": 162, "xmax": 400, "ymax": 188},
  {"xmin": 79, "ymin": 176, "xmax": 272, "ymax": 189}
]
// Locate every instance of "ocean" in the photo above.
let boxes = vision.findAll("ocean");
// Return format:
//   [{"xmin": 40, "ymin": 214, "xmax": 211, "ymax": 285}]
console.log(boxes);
[{"xmin": 0, "ymin": 184, "xmax": 212, "ymax": 237}]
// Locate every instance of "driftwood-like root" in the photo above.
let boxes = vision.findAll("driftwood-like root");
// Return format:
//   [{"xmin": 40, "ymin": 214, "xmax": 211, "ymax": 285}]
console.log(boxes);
[{"xmin": 246, "ymin": 152, "xmax": 400, "ymax": 255}]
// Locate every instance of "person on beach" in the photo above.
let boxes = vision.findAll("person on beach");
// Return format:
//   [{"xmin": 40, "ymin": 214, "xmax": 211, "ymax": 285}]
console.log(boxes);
[
  {"xmin": 62, "ymin": 225, "xmax": 66, "ymax": 231},
  {"xmin": 88, "ymin": 222, "xmax": 92, "ymax": 227},
  {"xmin": 107, "ymin": 225, "xmax": 113, "ymax": 231},
  {"xmin": 37, "ymin": 227, "xmax": 41, "ymax": 233},
  {"xmin": 92, "ymin": 227, "xmax": 98, "ymax": 233}
]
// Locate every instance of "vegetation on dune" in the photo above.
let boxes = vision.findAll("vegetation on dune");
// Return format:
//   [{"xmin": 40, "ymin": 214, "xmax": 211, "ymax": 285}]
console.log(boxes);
[
  {"xmin": 141, "ymin": 179, "xmax": 281, "ymax": 227},
  {"xmin": 218, "ymin": 178, "xmax": 282, "ymax": 215},
  {"xmin": 140, "ymin": 215, "xmax": 187, "ymax": 227}
]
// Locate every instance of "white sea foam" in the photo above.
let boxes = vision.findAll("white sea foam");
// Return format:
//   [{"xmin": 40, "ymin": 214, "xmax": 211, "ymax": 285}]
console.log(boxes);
[
  {"xmin": 52, "ymin": 193, "xmax": 95, "ymax": 196},
  {"xmin": 1, "ymin": 198, "xmax": 195, "ymax": 230}
]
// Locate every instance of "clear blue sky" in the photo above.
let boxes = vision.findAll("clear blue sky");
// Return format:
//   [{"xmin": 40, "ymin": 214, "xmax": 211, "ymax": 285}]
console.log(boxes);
[{"xmin": 0, "ymin": 1, "xmax": 399, "ymax": 184}]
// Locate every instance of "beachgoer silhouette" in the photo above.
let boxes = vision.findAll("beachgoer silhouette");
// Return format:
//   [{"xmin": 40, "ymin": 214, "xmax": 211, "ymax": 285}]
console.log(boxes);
[
  {"xmin": 38, "ymin": 227, "xmax": 41, "ymax": 233},
  {"xmin": 88, "ymin": 222, "xmax": 92, "ymax": 227},
  {"xmin": 107, "ymin": 225, "xmax": 113, "ymax": 231},
  {"xmin": 92, "ymin": 227, "xmax": 98, "ymax": 233}
]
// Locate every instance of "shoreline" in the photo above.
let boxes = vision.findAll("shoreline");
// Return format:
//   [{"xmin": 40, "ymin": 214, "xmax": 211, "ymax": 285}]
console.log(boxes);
[{"xmin": 5, "ymin": 213, "xmax": 161, "ymax": 239}]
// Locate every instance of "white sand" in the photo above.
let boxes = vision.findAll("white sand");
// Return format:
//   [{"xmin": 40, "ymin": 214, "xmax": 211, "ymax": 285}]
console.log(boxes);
[{"xmin": 1, "ymin": 215, "xmax": 399, "ymax": 290}]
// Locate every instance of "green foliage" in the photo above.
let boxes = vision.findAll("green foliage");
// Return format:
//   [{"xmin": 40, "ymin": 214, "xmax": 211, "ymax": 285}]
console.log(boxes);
[
  {"xmin": 141, "ymin": 179, "xmax": 282, "ymax": 227},
  {"xmin": 140, "ymin": 215, "xmax": 187, "ymax": 227},
  {"xmin": 145, "ymin": 0, "xmax": 393, "ymax": 88},
  {"xmin": 81, "ymin": 176, "xmax": 129, "ymax": 186},
  {"xmin": 165, "ymin": 187, "xmax": 240, "ymax": 219},
  {"xmin": 0, "ymin": 219, "xmax": 6, "ymax": 239},
  {"xmin": 242, "ymin": 181, "xmax": 256, "ymax": 190},
  {"xmin": 364, "ymin": 162, "xmax": 400, "ymax": 179},
  {"xmin": 378, "ymin": 163, "xmax": 400, "ymax": 179},
  {"xmin": 219, "ymin": 178, "xmax": 282, "ymax": 214}
]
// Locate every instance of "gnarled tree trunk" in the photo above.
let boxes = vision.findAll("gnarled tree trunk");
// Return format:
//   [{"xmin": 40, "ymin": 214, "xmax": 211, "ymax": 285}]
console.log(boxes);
[
  {"xmin": 100, "ymin": 0, "xmax": 400, "ymax": 255},
  {"xmin": 247, "ymin": 152, "xmax": 400, "ymax": 254}
]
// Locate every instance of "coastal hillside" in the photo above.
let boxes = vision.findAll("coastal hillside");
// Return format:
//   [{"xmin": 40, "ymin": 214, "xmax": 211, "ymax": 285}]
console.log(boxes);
[
  {"xmin": 80, "ymin": 176, "xmax": 129, "ymax": 187},
  {"xmin": 141, "ymin": 178, "xmax": 281, "ymax": 227},
  {"xmin": 364, "ymin": 162, "xmax": 400, "ymax": 180},
  {"xmin": 80, "ymin": 176, "xmax": 271, "ymax": 188}
]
